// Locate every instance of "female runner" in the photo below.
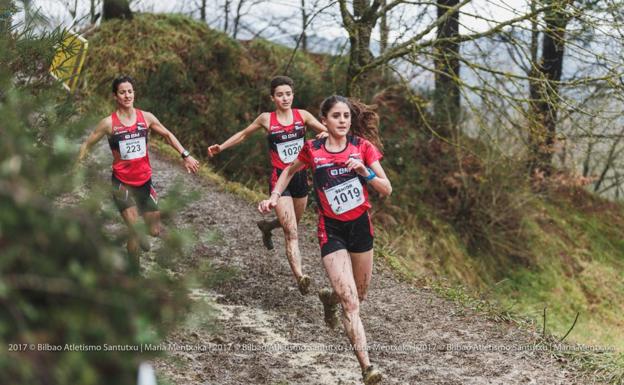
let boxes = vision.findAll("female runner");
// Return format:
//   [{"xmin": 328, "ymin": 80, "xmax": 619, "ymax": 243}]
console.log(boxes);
[
  {"xmin": 258, "ymin": 95, "xmax": 391, "ymax": 384},
  {"xmin": 208, "ymin": 76, "xmax": 327, "ymax": 295}
]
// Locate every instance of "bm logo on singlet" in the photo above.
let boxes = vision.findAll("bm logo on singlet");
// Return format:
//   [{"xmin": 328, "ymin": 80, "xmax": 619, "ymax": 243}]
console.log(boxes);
[
  {"xmin": 330, "ymin": 168, "xmax": 350, "ymax": 176},
  {"xmin": 124, "ymin": 132, "xmax": 142, "ymax": 139},
  {"xmin": 281, "ymin": 132, "xmax": 299, "ymax": 140},
  {"xmin": 124, "ymin": 132, "xmax": 141, "ymax": 139}
]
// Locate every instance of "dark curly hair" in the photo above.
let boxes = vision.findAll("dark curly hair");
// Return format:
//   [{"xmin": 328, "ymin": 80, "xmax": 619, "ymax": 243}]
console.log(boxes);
[
  {"xmin": 111, "ymin": 75, "xmax": 135, "ymax": 94},
  {"xmin": 270, "ymin": 75, "xmax": 295, "ymax": 96},
  {"xmin": 319, "ymin": 95, "xmax": 382, "ymax": 150}
]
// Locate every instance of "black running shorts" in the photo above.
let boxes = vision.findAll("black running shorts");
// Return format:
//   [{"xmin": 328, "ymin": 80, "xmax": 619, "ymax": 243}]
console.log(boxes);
[
  {"xmin": 269, "ymin": 167, "xmax": 309, "ymax": 198},
  {"xmin": 111, "ymin": 174, "xmax": 159, "ymax": 214},
  {"xmin": 317, "ymin": 211, "xmax": 374, "ymax": 257}
]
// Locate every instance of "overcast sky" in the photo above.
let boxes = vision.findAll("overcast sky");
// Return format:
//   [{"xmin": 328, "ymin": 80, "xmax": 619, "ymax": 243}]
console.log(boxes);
[{"xmin": 23, "ymin": 0, "xmax": 530, "ymax": 45}]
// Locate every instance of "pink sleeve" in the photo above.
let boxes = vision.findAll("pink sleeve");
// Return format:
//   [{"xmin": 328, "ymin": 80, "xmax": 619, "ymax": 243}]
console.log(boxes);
[{"xmin": 363, "ymin": 140, "xmax": 383, "ymax": 166}]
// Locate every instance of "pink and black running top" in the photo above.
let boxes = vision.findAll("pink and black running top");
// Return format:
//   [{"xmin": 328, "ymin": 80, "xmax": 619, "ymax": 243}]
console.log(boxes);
[
  {"xmin": 297, "ymin": 135, "xmax": 383, "ymax": 221},
  {"xmin": 267, "ymin": 109, "xmax": 306, "ymax": 170},
  {"xmin": 108, "ymin": 109, "xmax": 152, "ymax": 187}
]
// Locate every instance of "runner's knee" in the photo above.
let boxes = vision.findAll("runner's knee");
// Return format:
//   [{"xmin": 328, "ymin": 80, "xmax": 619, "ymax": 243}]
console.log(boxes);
[
  {"xmin": 149, "ymin": 226, "xmax": 160, "ymax": 237},
  {"xmin": 282, "ymin": 226, "xmax": 298, "ymax": 241},
  {"xmin": 340, "ymin": 294, "xmax": 360, "ymax": 315}
]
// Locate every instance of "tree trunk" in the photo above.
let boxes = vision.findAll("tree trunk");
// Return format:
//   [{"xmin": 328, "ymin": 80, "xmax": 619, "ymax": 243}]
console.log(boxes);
[
  {"xmin": 433, "ymin": 0, "xmax": 460, "ymax": 137},
  {"xmin": 527, "ymin": 0, "xmax": 570, "ymax": 176},
  {"xmin": 90, "ymin": 0, "xmax": 98, "ymax": 23},
  {"xmin": 102, "ymin": 0, "xmax": 132, "ymax": 21},
  {"xmin": 347, "ymin": 24, "xmax": 374, "ymax": 96},
  {"xmin": 233, "ymin": 0, "xmax": 245, "ymax": 39},
  {"xmin": 300, "ymin": 0, "xmax": 308, "ymax": 52},
  {"xmin": 380, "ymin": 0, "xmax": 388, "ymax": 54},
  {"xmin": 224, "ymin": 0, "xmax": 230, "ymax": 34},
  {"xmin": 200, "ymin": 0, "xmax": 206, "ymax": 22},
  {"xmin": 345, "ymin": 0, "xmax": 375, "ymax": 96}
]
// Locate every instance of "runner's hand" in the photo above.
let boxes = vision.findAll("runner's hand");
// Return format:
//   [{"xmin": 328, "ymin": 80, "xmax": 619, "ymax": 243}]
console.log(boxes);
[
  {"xmin": 207, "ymin": 144, "xmax": 221, "ymax": 158},
  {"xmin": 315, "ymin": 131, "xmax": 329, "ymax": 139},
  {"xmin": 345, "ymin": 158, "xmax": 368, "ymax": 177},
  {"xmin": 184, "ymin": 155, "xmax": 200, "ymax": 174},
  {"xmin": 258, "ymin": 197, "xmax": 278, "ymax": 214}
]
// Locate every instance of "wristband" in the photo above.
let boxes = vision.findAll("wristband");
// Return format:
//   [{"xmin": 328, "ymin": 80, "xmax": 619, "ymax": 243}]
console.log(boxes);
[
  {"xmin": 270, "ymin": 191, "xmax": 281, "ymax": 198},
  {"xmin": 365, "ymin": 167, "xmax": 376, "ymax": 181}
]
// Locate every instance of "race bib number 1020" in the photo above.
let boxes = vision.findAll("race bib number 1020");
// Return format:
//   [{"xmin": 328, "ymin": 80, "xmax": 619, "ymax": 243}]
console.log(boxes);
[
  {"xmin": 119, "ymin": 137, "xmax": 147, "ymax": 160},
  {"xmin": 324, "ymin": 177, "xmax": 365, "ymax": 214},
  {"xmin": 276, "ymin": 138, "xmax": 304, "ymax": 163}
]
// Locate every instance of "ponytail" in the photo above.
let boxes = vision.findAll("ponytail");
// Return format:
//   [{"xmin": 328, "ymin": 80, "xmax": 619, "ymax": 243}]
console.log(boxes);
[{"xmin": 349, "ymin": 99, "xmax": 382, "ymax": 151}]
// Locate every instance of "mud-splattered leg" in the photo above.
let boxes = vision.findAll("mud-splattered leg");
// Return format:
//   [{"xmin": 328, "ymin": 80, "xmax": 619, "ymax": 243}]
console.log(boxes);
[
  {"xmin": 275, "ymin": 196, "xmax": 304, "ymax": 282},
  {"xmin": 323, "ymin": 249, "xmax": 371, "ymax": 371}
]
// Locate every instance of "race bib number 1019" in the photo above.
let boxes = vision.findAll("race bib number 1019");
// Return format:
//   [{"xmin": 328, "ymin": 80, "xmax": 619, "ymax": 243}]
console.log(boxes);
[
  {"xmin": 119, "ymin": 137, "xmax": 147, "ymax": 160},
  {"xmin": 324, "ymin": 177, "xmax": 365, "ymax": 214}
]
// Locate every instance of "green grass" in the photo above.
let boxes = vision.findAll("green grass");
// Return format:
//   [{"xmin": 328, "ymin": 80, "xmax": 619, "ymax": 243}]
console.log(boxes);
[{"xmin": 494, "ymin": 197, "xmax": 624, "ymax": 351}]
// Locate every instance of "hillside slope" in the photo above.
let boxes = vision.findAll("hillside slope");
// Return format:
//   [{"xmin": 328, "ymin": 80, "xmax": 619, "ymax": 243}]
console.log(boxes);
[
  {"xmin": 122, "ymin": 147, "xmax": 600, "ymax": 384},
  {"xmin": 80, "ymin": 12, "xmax": 623, "ymax": 360}
]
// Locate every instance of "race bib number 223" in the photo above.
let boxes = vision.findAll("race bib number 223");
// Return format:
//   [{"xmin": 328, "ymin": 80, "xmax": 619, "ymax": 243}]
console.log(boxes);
[{"xmin": 119, "ymin": 137, "xmax": 147, "ymax": 160}]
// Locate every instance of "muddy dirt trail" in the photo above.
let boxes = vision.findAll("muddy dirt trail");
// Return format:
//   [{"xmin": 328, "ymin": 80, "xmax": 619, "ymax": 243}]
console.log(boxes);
[{"xmin": 99, "ymin": 149, "xmax": 598, "ymax": 385}]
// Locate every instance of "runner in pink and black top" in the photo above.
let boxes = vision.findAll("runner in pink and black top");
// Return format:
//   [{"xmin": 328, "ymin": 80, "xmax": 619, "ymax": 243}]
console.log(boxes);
[
  {"xmin": 297, "ymin": 134, "xmax": 383, "ymax": 258},
  {"xmin": 267, "ymin": 108, "xmax": 309, "ymax": 199},
  {"xmin": 258, "ymin": 95, "xmax": 391, "ymax": 385},
  {"xmin": 207, "ymin": 76, "xmax": 328, "ymax": 296},
  {"xmin": 78, "ymin": 75, "xmax": 200, "ymax": 273}
]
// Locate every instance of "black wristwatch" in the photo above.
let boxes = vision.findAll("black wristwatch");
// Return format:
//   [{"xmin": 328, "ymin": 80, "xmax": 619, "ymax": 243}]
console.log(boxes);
[{"xmin": 181, "ymin": 150, "xmax": 190, "ymax": 159}]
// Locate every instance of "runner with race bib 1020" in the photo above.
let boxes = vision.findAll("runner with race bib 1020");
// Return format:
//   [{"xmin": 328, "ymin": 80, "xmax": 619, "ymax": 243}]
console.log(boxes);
[{"xmin": 207, "ymin": 76, "xmax": 328, "ymax": 296}]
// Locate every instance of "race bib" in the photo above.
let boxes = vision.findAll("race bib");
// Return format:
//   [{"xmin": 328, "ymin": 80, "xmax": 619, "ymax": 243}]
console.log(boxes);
[
  {"xmin": 324, "ymin": 177, "xmax": 365, "ymax": 215},
  {"xmin": 119, "ymin": 137, "xmax": 147, "ymax": 160},
  {"xmin": 276, "ymin": 138, "xmax": 304, "ymax": 163}
]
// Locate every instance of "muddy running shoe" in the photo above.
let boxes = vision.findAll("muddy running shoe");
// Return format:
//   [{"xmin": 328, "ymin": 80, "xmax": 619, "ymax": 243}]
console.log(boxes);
[
  {"xmin": 256, "ymin": 220, "xmax": 274, "ymax": 250},
  {"xmin": 297, "ymin": 275, "xmax": 311, "ymax": 295},
  {"xmin": 318, "ymin": 288, "xmax": 339, "ymax": 329},
  {"xmin": 362, "ymin": 365, "xmax": 382, "ymax": 385}
]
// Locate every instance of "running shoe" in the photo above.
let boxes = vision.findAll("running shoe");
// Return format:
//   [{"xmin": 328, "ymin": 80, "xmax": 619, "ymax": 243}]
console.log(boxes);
[
  {"xmin": 362, "ymin": 365, "xmax": 382, "ymax": 385},
  {"xmin": 318, "ymin": 288, "xmax": 339, "ymax": 329},
  {"xmin": 298, "ymin": 274, "xmax": 311, "ymax": 295},
  {"xmin": 256, "ymin": 220, "xmax": 274, "ymax": 250}
]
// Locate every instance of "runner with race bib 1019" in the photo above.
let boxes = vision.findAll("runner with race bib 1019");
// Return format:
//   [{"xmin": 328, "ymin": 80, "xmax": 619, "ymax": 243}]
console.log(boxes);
[{"xmin": 258, "ymin": 95, "xmax": 392, "ymax": 385}]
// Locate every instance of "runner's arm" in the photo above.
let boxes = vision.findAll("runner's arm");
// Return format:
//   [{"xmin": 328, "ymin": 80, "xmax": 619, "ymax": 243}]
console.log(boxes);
[
  {"xmin": 207, "ymin": 113, "xmax": 267, "ymax": 157},
  {"xmin": 345, "ymin": 158, "xmax": 392, "ymax": 198},
  {"xmin": 145, "ymin": 111, "xmax": 200, "ymax": 174},
  {"xmin": 77, "ymin": 117, "xmax": 110, "ymax": 163},
  {"xmin": 299, "ymin": 109, "xmax": 328, "ymax": 138},
  {"xmin": 364, "ymin": 160, "xmax": 392, "ymax": 197},
  {"xmin": 258, "ymin": 159, "xmax": 307, "ymax": 213}
]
